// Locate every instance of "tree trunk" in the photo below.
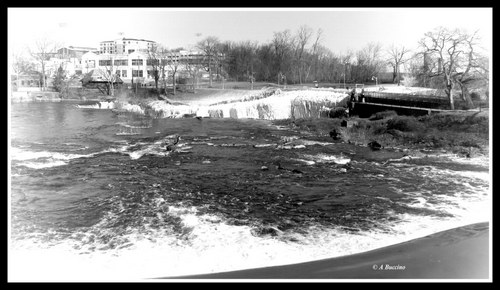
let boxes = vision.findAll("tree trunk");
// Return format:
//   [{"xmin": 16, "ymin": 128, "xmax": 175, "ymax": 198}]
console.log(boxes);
[
  {"xmin": 299, "ymin": 66, "xmax": 302, "ymax": 84},
  {"xmin": 192, "ymin": 74, "xmax": 197, "ymax": 94},
  {"xmin": 396, "ymin": 65, "xmax": 400, "ymax": 86},
  {"xmin": 208, "ymin": 59, "xmax": 213, "ymax": 87},
  {"xmin": 446, "ymin": 80, "xmax": 454, "ymax": 110},
  {"xmin": 41, "ymin": 63, "xmax": 46, "ymax": 91},
  {"xmin": 172, "ymin": 72, "xmax": 176, "ymax": 95},
  {"xmin": 459, "ymin": 83, "xmax": 474, "ymax": 108}
]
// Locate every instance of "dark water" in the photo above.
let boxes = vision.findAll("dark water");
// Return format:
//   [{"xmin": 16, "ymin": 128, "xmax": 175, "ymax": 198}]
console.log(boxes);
[{"xmin": 9, "ymin": 101, "xmax": 490, "ymax": 280}]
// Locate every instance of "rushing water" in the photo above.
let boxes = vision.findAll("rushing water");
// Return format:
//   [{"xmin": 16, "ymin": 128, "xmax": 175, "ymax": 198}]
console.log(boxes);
[{"xmin": 9, "ymin": 101, "xmax": 491, "ymax": 281}]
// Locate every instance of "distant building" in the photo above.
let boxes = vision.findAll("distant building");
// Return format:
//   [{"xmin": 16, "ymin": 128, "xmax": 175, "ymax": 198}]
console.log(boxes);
[
  {"xmin": 79, "ymin": 47, "xmax": 209, "ymax": 86},
  {"xmin": 11, "ymin": 73, "xmax": 42, "ymax": 92},
  {"xmin": 12, "ymin": 38, "xmax": 213, "ymax": 92},
  {"xmin": 99, "ymin": 38, "xmax": 156, "ymax": 55},
  {"xmin": 57, "ymin": 46, "xmax": 98, "ymax": 59}
]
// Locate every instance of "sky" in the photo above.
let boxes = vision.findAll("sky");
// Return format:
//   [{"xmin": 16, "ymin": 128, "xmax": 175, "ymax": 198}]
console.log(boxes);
[{"xmin": 8, "ymin": 7, "xmax": 492, "ymax": 57}]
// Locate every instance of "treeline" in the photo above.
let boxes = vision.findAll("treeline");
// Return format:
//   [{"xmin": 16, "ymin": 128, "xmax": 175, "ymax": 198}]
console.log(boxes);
[
  {"xmin": 15, "ymin": 24, "xmax": 489, "ymax": 109},
  {"xmin": 193, "ymin": 25, "xmax": 489, "ymax": 109},
  {"xmin": 196, "ymin": 25, "xmax": 385, "ymax": 85}
]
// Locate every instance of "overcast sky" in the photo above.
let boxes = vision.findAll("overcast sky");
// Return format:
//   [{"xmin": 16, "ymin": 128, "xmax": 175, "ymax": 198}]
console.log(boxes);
[{"xmin": 8, "ymin": 7, "xmax": 492, "ymax": 56}]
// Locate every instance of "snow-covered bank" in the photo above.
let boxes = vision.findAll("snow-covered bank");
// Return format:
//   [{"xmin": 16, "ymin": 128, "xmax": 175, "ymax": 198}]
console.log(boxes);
[
  {"xmin": 364, "ymin": 85, "xmax": 438, "ymax": 95},
  {"xmin": 127, "ymin": 88, "xmax": 349, "ymax": 120}
]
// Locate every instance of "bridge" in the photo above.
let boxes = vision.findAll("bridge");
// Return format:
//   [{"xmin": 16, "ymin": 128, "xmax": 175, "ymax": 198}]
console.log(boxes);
[{"xmin": 349, "ymin": 91, "xmax": 485, "ymax": 117}]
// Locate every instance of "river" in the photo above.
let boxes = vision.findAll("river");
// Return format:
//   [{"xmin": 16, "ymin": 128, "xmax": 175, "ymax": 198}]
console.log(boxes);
[{"xmin": 9, "ymin": 101, "xmax": 490, "ymax": 281}]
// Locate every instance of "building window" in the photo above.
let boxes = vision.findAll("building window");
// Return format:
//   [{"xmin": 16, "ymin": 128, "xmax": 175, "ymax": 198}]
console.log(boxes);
[
  {"xmin": 99, "ymin": 59, "xmax": 112, "ymax": 66},
  {"xmin": 132, "ymin": 59, "xmax": 143, "ymax": 66},
  {"xmin": 116, "ymin": 70, "xmax": 121, "ymax": 77},
  {"xmin": 114, "ymin": 59, "xmax": 128, "ymax": 66},
  {"xmin": 146, "ymin": 59, "xmax": 159, "ymax": 66},
  {"xmin": 132, "ymin": 70, "xmax": 143, "ymax": 77},
  {"xmin": 122, "ymin": 70, "xmax": 127, "ymax": 77}
]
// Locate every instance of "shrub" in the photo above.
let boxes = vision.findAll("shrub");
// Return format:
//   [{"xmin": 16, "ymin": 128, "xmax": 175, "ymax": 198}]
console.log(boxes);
[
  {"xmin": 386, "ymin": 116, "xmax": 425, "ymax": 132},
  {"xmin": 369, "ymin": 110, "xmax": 398, "ymax": 120},
  {"xmin": 328, "ymin": 107, "xmax": 348, "ymax": 118},
  {"xmin": 470, "ymin": 92, "xmax": 481, "ymax": 101},
  {"xmin": 371, "ymin": 122, "xmax": 388, "ymax": 135},
  {"xmin": 459, "ymin": 139, "xmax": 480, "ymax": 148}
]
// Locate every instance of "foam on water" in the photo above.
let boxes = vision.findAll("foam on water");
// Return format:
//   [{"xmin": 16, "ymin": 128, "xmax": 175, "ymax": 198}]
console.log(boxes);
[
  {"xmin": 116, "ymin": 103, "xmax": 144, "ymax": 114},
  {"xmin": 110, "ymin": 135, "xmax": 186, "ymax": 160},
  {"xmin": 17, "ymin": 160, "xmax": 69, "ymax": 169},
  {"xmin": 10, "ymin": 147, "xmax": 97, "ymax": 169},
  {"xmin": 11, "ymin": 155, "xmax": 491, "ymax": 281},
  {"xmin": 10, "ymin": 147, "xmax": 89, "ymax": 161},
  {"xmin": 301, "ymin": 153, "xmax": 351, "ymax": 165},
  {"xmin": 9, "ymin": 180, "xmax": 490, "ymax": 282},
  {"xmin": 77, "ymin": 102, "xmax": 116, "ymax": 110},
  {"xmin": 115, "ymin": 132, "xmax": 141, "ymax": 136}
]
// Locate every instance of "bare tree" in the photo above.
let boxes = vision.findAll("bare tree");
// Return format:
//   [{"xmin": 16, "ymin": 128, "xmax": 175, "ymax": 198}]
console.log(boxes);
[
  {"xmin": 29, "ymin": 38, "xmax": 57, "ymax": 91},
  {"xmin": 225, "ymin": 40, "xmax": 258, "ymax": 82},
  {"xmin": 147, "ymin": 44, "xmax": 162, "ymax": 92},
  {"xmin": 95, "ymin": 56, "xmax": 117, "ymax": 96},
  {"xmin": 306, "ymin": 28, "xmax": 323, "ymax": 82},
  {"xmin": 166, "ymin": 48, "xmax": 183, "ymax": 95},
  {"xmin": 293, "ymin": 25, "xmax": 313, "ymax": 84},
  {"xmin": 452, "ymin": 31, "xmax": 488, "ymax": 107},
  {"xmin": 255, "ymin": 43, "xmax": 274, "ymax": 82},
  {"xmin": 419, "ymin": 27, "xmax": 486, "ymax": 109},
  {"xmin": 196, "ymin": 36, "xmax": 220, "ymax": 87},
  {"xmin": 157, "ymin": 46, "xmax": 170, "ymax": 95},
  {"xmin": 183, "ymin": 55, "xmax": 203, "ymax": 94},
  {"xmin": 272, "ymin": 29, "xmax": 294, "ymax": 85},
  {"xmin": 352, "ymin": 42, "xmax": 383, "ymax": 83},
  {"xmin": 387, "ymin": 44, "xmax": 411, "ymax": 85},
  {"xmin": 339, "ymin": 50, "xmax": 354, "ymax": 86},
  {"xmin": 12, "ymin": 52, "xmax": 35, "ymax": 76}
]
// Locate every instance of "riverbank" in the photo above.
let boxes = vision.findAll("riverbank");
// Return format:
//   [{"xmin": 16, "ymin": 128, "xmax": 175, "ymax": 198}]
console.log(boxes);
[
  {"xmin": 273, "ymin": 109, "xmax": 490, "ymax": 160},
  {"xmin": 11, "ymin": 87, "xmax": 490, "ymax": 160},
  {"xmin": 167, "ymin": 222, "xmax": 489, "ymax": 279}
]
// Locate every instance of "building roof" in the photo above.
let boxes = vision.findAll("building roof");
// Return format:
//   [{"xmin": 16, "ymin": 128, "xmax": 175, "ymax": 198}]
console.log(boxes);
[
  {"xmin": 68, "ymin": 46, "xmax": 98, "ymax": 51},
  {"xmin": 59, "ymin": 46, "xmax": 98, "ymax": 52},
  {"xmin": 120, "ymin": 37, "xmax": 155, "ymax": 43},
  {"xmin": 99, "ymin": 38, "xmax": 156, "ymax": 44}
]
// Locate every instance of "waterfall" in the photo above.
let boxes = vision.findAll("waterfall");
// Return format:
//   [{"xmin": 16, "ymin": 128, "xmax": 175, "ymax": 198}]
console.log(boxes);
[{"xmin": 119, "ymin": 89, "xmax": 349, "ymax": 120}]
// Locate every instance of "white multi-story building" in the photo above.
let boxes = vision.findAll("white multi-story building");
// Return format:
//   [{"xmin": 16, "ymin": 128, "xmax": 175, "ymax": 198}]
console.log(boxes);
[
  {"xmin": 82, "ymin": 45, "xmax": 208, "ymax": 86},
  {"xmin": 99, "ymin": 38, "xmax": 156, "ymax": 55},
  {"xmin": 80, "ymin": 51, "xmax": 154, "ymax": 85}
]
